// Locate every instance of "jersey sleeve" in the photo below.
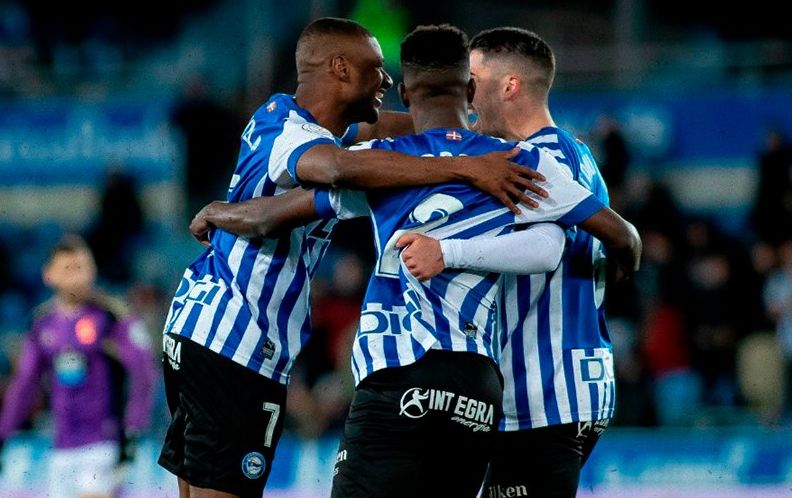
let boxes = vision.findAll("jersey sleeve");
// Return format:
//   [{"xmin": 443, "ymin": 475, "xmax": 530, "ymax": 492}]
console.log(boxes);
[
  {"xmin": 513, "ymin": 143, "xmax": 605, "ymax": 227},
  {"xmin": 314, "ymin": 188, "xmax": 370, "ymax": 220},
  {"xmin": 265, "ymin": 115, "xmax": 338, "ymax": 187},
  {"xmin": 312, "ymin": 139, "xmax": 377, "ymax": 219},
  {"xmin": 340, "ymin": 123, "xmax": 360, "ymax": 146},
  {"xmin": 439, "ymin": 223, "xmax": 566, "ymax": 274}
]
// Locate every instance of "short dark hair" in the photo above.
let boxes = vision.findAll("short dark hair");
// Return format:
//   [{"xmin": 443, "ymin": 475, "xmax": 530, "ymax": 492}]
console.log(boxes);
[
  {"xmin": 297, "ymin": 17, "xmax": 372, "ymax": 48},
  {"xmin": 47, "ymin": 234, "xmax": 91, "ymax": 263},
  {"xmin": 470, "ymin": 27, "xmax": 555, "ymax": 91},
  {"xmin": 400, "ymin": 24, "xmax": 469, "ymax": 72}
]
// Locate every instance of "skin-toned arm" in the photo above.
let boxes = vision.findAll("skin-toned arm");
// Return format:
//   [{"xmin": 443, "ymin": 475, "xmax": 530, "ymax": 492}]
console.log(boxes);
[
  {"xmin": 190, "ymin": 189, "xmax": 318, "ymax": 245},
  {"xmin": 295, "ymin": 144, "xmax": 547, "ymax": 213},
  {"xmin": 352, "ymin": 111, "xmax": 415, "ymax": 141},
  {"xmin": 578, "ymin": 207, "xmax": 642, "ymax": 277}
]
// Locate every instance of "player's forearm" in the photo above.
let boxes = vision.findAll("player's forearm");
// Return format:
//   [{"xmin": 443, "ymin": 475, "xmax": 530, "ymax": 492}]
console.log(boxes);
[
  {"xmin": 116, "ymin": 328, "xmax": 157, "ymax": 431},
  {"xmin": 323, "ymin": 148, "xmax": 467, "ymax": 189},
  {"xmin": 441, "ymin": 223, "xmax": 566, "ymax": 274},
  {"xmin": 200, "ymin": 200, "xmax": 268, "ymax": 238},
  {"xmin": 580, "ymin": 208, "xmax": 642, "ymax": 275},
  {"xmin": 203, "ymin": 190, "xmax": 319, "ymax": 238},
  {"xmin": 0, "ymin": 357, "xmax": 40, "ymax": 438}
]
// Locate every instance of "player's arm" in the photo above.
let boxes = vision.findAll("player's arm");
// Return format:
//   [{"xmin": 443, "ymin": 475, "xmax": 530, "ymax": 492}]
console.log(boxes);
[
  {"xmin": 397, "ymin": 223, "xmax": 566, "ymax": 281},
  {"xmin": 578, "ymin": 207, "xmax": 642, "ymax": 277},
  {"xmin": 295, "ymin": 144, "xmax": 547, "ymax": 213},
  {"xmin": 0, "ymin": 331, "xmax": 46, "ymax": 445},
  {"xmin": 343, "ymin": 111, "xmax": 415, "ymax": 143},
  {"xmin": 106, "ymin": 318, "xmax": 157, "ymax": 436},
  {"xmin": 190, "ymin": 188, "xmax": 321, "ymax": 245},
  {"xmin": 514, "ymin": 145, "xmax": 642, "ymax": 277},
  {"xmin": 190, "ymin": 186, "xmax": 369, "ymax": 243}
]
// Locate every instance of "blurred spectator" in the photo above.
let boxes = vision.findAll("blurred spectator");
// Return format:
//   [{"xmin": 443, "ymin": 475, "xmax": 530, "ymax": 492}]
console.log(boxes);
[
  {"xmin": 170, "ymin": 76, "xmax": 242, "ymax": 221},
  {"xmin": 0, "ymin": 240, "xmax": 11, "ymax": 297},
  {"xmin": 594, "ymin": 116, "xmax": 631, "ymax": 200},
  {"xmin": 313, "ymin": 254, "xmax": 367, "ymax": 370},
  {"xmin": 683, "ymin": 220, "xmax": 755, "ymax": 408},
  {"xmin": 0, "ymin": 235, "xmax": 156, "ymax": 497},
  {"xmin": 752, "ymin": 129, "xmax": 792, "ymax": 245},
  {"xmin": 764, "ymin": 240, "xmax": 792, "ymax": 415},
  {"xmin": 86, "ymin": 167, "xmax": 145, "ymax": 287},
  {"xmin": 633, "ymin": 225, "xmax": 690, "ymax": 426},
  {"xmin": 285, "ymin": 253, "xmax": 366, "ymax": 438}
]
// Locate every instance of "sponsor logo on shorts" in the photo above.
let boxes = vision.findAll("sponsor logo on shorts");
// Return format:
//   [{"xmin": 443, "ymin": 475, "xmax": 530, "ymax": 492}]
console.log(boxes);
[
  {"xmin": 333, "ymin": 449, "xmax": 347, "ymax": 476},
  {"xmin": 576, "ymin": 418, "xmax": 609, "ymax": 439},
  {"xmin": 163, "ymin": 335, "xmax": 181, "ymax": 370},
  {"xmin": 241, "ymin": 451, "xmax": 266, "ymax": 479},
  {"xmin": 487, "ymin": 484, "xmax": 528, "ymax": 497},
  {"xmin": 398, "ymin": 387, "xmax": 494, "ymax": 432}
]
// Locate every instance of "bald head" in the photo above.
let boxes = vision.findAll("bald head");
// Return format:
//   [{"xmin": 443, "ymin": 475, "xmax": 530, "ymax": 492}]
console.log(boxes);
[
  {"xmin": 296, "ymin": 17, "xmax": 373, "ymax": 75},
  {"xmin": 294, "ymin": 17, "xmax": 391, "ymax": 127}
]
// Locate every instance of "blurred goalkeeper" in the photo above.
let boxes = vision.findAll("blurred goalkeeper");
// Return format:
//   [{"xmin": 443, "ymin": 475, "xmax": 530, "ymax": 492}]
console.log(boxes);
[{"xmin": 0, "ymin": 235, "xmax": 156, "ymax": 498}]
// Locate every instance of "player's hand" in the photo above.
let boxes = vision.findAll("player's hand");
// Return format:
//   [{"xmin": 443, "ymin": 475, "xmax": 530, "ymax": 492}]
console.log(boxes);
[
  {"xmin": 190, "ymin": 202, "xmax": 223, "ymax": 247},
  {"xmin": 460, "ymin": 147, "xmax": 548, "ymax": 215},
  {"xmin": 396, "ymin": 233, "xmax": 445, "ymax": 281}
]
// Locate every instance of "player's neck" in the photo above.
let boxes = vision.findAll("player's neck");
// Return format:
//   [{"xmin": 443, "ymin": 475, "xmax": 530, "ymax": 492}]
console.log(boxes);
[
  {"xmin": 294, "ymin": 87, "xmax": 349, "ymax": 137},
  {"xmin": 504, "ymin": 104, "xmax": 555, "ymax": 141},
  {"xmin": 55, "ymin": 294, "xmax": 88, "ymax": 315},
  {"xmin": 411, "ymin": 103, "xmax": 469, "ymax": 133}
]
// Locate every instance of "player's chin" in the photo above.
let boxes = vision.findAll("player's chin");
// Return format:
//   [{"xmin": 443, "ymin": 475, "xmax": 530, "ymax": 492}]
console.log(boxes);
[{"xmin": 360, "ymin": 106, "xmax": 380, "ymax": 125}]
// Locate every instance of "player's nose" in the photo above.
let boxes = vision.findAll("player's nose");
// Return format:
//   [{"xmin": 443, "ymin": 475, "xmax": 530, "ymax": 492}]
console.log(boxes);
[{"xmin": 380, "ymin": 69, "xmax": 393, "ymax": 90}]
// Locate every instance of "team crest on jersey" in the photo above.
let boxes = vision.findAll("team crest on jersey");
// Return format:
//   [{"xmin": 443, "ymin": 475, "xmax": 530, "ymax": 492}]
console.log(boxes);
[
  {"xmin": 463, "ymin": 322, "xmax": 478, "ymax": 339},
  {"xmin": 241, "ymin": 452, "xmax": 266, "ymax": 479},
  {"xmin": 446, "ymin": 130, "xmax": 462, "ymax": 141},
  {"xmin": 75, "ymin": 318, "xmax": 98, "ymax": 345}
]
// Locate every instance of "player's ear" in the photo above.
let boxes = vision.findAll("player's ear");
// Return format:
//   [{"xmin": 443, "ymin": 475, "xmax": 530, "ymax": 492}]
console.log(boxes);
[
  {"xmin": 398, "ymin": 82, "xmax": 410, "ymax": 108},
  {"xmin": 331, "ymin": 55, "xmax": 351, "ymax": 82},
  {"xmin": 503, "ymin": 75, "xmax": 520, "ymax": 101},
  {"xmin": 467, "ymin": 77, "xmax": 476, "ymax": 104},
  {"xmin": 42, "ymin": 265, "xmax": 54, "ymax": 287}
]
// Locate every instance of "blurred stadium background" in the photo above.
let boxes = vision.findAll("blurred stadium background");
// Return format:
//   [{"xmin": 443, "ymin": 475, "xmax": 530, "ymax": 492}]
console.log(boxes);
[{"xmin": 1, "ymin": 0, "xmax": 792, "ymax": 496}]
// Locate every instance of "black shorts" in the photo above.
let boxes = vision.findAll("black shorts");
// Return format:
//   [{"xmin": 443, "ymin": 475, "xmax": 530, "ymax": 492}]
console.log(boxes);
[
  {"xmin": 482, "ymin": 419, "xmax": 609, "ymax": 498},
  {"xmin": 331, "ymin": 350, "xmax": 503, "ymax": 498},
  {"xmin": 158, "ymin": 334, "xmax": 286, "ymax": 497}
]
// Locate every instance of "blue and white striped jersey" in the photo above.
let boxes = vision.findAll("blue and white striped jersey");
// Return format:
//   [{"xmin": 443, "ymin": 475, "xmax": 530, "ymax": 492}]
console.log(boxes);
[
  {"xmin": 163, "ymin": 94, "xmax": 341, "ymax": 384},
  {"xmin": 314, "ymin": 128, "xmax": 605, "ymax": 385},
  {"xmin": 499, "ymin": 126, "xmax": 615, "ymax": 431}
]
